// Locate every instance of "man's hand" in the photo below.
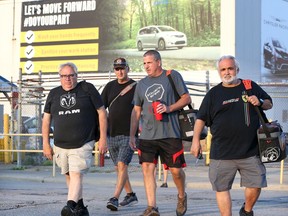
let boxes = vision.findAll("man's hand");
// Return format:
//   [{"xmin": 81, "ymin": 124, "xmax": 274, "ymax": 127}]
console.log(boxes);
[
  {"xmin": 129, "ymin": 136, "xmax": 138, "ymax": 151},
  {"xmin": 43, "ymin": 144, "xmax": 53, "ymax": 160},
  {"xmin": 98, "ymin": 137, "xmax": 107, "ymax": 154},
  {"xmin": 246, "ymin": 95, "xmax": 261, "ymax": 107},
  {"xmin": 190, "ymin": 139, "xmax": 202, "ymax": 159}
]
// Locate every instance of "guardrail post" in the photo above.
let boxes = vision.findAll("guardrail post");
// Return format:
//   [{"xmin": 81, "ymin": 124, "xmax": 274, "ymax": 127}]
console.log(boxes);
[
  {"xmin": 4, "ymin": 114, "xmax": 10, "ymax": 163},
  {"xmin": 94, "ymin": 142, "xmax": 99, "ymax": 166},
  {"xmin": 158, "ymin": 157, "xmax": 162, "ymax": 181},
  {"xmin": 52, "ymin": 152, "xmax": 56, "ymax": 177},
  {"xmin": 205, "ymin": 129, "xmax": 212, "ymax": 166},
  {"xmin": 99, "ymin": 153, "xmax": 104, "ymax": 167},
  {"xmin": 280, "ymin": 160, "xmax": 284, "ymax": 184},
  {"xmin": 93, "ymin": 141, "xmax": 105, "ymax": 167},
  {"xmin": 206, "ymin": 70, "xmax": 210, "ymax": 92},
  {"xmin": 16, "ymin": 68, "xmax": 23, "ymax": 167}
]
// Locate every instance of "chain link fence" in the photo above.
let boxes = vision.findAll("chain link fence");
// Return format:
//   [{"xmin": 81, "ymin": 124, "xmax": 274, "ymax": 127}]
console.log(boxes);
[{"xmin": 261, "ymin": 84, "xmax": 288, "ymax": 133}]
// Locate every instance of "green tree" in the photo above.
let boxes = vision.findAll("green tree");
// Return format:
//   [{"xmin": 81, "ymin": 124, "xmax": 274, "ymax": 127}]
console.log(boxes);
[{"xmin": 100, "ymin": 0, "xmax": 220, "ymax": 49}]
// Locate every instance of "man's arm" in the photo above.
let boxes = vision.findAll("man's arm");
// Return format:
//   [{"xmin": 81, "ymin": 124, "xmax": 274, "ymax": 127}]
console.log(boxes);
[
  {"xmin": 129, "ymin": 105, "xmax": 142, "ymax": 150},
  {"xmin": 167, "ymin": 93, "xmax": 191, "ymax": 113},
  {"xmin": 260, "ymin": 99, "xmax": 273, "ymax": 110},
  {"xmin": 246, "ymin": 96, "xmax": 273, "ymax": 110},
  {"xmin": 190, "ymin": 119, "xmax": 206, "ymax": 158},
  {"xmin": 42, "ymin": 112, "xmax": 53, "ymax": 160},
  {"xmin": 97, "ymin": 106, "xmax": 108, "ymax": 154}
]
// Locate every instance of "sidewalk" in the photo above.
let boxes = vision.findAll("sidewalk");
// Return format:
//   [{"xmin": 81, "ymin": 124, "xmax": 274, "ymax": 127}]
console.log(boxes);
[{"xmin": 0, "ymin": 161, "xmax": 287, "ymax": 216}]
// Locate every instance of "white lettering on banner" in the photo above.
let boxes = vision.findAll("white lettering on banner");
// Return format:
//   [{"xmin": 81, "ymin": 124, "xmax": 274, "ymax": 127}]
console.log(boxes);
[
  {"xmin": 42, "ymin": 3, "xmax": 62, "ymax": 14},
  {"xmin": 24, "ymin": 14, "xmax": 71, "ymax": 27},
  {"xmin": 63, "ymin": 1, "xmax": 97, "ymax": 12},
  {"xmin": 24, "ymin": 1, "xmax": 97, "ymax": 16},
  {"xmin": 24, "ymin": 5, "xmax": 42, "ymax": 15},
  {"xmin": 59, "ymin": 109, "xmax": 80, "ymax": 115},
  {"xmin": 22, "ymin": 1, "xmax": 97, "ymax": 27}
]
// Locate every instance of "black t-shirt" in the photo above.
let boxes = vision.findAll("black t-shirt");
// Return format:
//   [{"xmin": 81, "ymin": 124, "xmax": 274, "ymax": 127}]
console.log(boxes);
[
  {"xmin": 44, "ymin": 81, "xmax": 103, "ymax": 149},
  {"xmin": 197, "ymin": 79, "xmax": 272, "ymax": 160},
  {"xmin": 101, "ymin": 79, "xmax": 136, "ymax": 137}
]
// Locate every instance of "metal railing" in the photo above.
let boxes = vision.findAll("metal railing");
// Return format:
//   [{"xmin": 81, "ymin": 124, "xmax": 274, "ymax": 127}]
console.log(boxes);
[{"xmin": 0, "ymin": 132, "xmax": 286, "ymax": 184}]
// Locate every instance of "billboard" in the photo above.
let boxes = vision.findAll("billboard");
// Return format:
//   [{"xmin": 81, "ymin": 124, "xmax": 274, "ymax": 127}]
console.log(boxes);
[
  {"xmin": 20, "ymin": 0, "xmax": 221, "ymax": 74},
  {"xmin": 261, "ymin": 0, "xmax": 288, "ymax": 82}
]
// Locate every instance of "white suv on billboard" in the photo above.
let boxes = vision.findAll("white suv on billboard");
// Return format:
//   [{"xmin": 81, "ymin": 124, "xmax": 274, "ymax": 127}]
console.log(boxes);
[{"xmin": 136, "ymin": 25, "xmax": 187, "ymax": 51}]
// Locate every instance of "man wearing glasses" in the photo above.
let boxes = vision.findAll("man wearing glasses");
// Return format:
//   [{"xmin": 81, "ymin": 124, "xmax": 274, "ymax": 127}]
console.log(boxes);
[
  {"xmin": 42, "ymin": 62, "xmax": 107, "ymax": 216},
  {"xmin": 101, "ymin": 58, "xmax": 138, "ymax": 211}
]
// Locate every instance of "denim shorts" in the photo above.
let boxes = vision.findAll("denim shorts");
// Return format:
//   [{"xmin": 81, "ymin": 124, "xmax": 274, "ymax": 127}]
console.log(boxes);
[
  {"xmin": 54, "ymin": 140, "xmax": 94, "ymax": 175},
  {"xmin": 108, "ymin": 135, "xmax": 135, "ymax": 166},
  {"xmin": 209, "ymin": 156, "xmax": 267, "ymax": 192}
]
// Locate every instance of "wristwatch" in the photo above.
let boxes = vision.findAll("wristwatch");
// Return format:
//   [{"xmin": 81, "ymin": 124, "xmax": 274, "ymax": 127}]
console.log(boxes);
[{"xmin": 258, "ymin": 99, "xmax": 264, "ymax": 107}]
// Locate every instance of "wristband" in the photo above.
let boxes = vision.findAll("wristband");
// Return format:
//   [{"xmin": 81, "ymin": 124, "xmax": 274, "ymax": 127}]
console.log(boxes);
[{"xmin": 258, "ymin": 99, "xmax": 264, "ymax": 107}]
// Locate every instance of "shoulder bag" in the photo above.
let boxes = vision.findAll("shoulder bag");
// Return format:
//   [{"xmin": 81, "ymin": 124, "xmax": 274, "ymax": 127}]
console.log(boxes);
[
  {"xmin": 166, "ymin": 70, "xmax": 207, "ymax": 141},
  {"xmin": 243, "ymin": 79, "xmax": 286, "ymax": 163}
]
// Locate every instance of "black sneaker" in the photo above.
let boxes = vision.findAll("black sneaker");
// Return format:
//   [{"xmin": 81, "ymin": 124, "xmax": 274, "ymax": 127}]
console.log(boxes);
[
  {"xmin": 107, "ymin": 197, "xmax": 119, "ymax": 211},
  {"xmin": 239, "ymin": 203, "xmax": 254, "ymax": 216},
  {"xmin": 120, "ymin": 193, "xmax": 138, "ymax": 207},
  {"xmin": 160, "ymin": 183, "xmax": 168, "ymax": 188},
  {"xmin": 76, "ymin": 205, "xmax": 89, "ymax": 216},
  {"xmin": 61, "ymin": 205, "xmax": 81, "ymax": 216}
]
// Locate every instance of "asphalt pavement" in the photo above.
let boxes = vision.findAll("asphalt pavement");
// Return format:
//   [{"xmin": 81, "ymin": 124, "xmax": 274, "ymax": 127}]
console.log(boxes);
[{"xmin": 0, "ymin": 158, "xmax": 287, "ymax": 216}]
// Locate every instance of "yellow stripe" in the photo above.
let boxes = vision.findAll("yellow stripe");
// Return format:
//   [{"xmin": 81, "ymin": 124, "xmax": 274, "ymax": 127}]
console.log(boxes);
[
  {"xmin": 20, "ymin": 59, "xmax": 98, "ymax": 74},
  {"xmin": 20, "ymin": 43, "xmax": 98, "ymax": 58},
  {"xmin": 20, "ymin": 27, "xmax": 99, "ymax": 43}
]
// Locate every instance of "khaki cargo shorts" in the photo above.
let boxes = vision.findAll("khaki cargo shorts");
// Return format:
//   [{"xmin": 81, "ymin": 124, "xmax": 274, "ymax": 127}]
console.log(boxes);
[{"xmin": 54, "ymin": 140, "xmax": 94, "ymax": 174}]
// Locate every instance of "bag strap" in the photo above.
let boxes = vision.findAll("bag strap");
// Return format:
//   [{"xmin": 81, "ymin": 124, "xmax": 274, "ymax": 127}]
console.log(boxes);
[
  {"xmin": 81, "ymin": 80, "xmax": 90, "ymax": 95},
  {"xmin": 166, "ymin": 70, "xmax": 193, "ymax": 110},
  {"xmin": 109, "ymin": 81, "xmax": 137, "ymax": 109},
  {"xmin": 242, "ymin": 79, "xmax": 271, "ymax": 137}
]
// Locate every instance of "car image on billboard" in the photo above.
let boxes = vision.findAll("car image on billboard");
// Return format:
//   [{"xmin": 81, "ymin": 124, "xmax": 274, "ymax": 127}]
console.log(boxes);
[
  {"xmin": 263, "ymin": 38, "xmax": 288, "ymax": 74},
  {"xmin": 136, "ymin": 25, "xmax": 187, "ymax": 51}
]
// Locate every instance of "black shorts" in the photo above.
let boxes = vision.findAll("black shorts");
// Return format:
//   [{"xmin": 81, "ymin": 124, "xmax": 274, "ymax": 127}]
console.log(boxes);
[{"xmin": 138, "ymin": 138, "xmax": 186, "ymax": 169}]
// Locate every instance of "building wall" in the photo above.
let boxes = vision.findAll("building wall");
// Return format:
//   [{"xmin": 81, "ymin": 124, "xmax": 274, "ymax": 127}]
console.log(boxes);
[
  {"xmin": 221, "ymin": 0, "xmax": 262, "ymax": 82},
  {"xmin": 235, "ymin": 0, "xmax": 262, "ymax": 82},
  {"xmin": 0, "ymin": 0, "xmax": 22, "ymax": 79},
  {"xmin": 220, "ymin": 0, "xmax": 236, "ymax": 57},
  {"xmin": 0, "ymin": 0, "xmax": 22, "ymax": 114}
]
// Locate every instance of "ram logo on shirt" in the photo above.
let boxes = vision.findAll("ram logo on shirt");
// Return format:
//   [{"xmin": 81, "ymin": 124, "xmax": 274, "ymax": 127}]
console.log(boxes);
[{"xmin": 60, "ymin": 93, "xmax": 76, "ymax": 109}]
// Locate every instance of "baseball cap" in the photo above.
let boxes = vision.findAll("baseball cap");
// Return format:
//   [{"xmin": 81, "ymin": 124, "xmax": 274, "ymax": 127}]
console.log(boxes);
[{"xmin": 113, "ymin": 58, "xmax": 128, "ymax": 68}]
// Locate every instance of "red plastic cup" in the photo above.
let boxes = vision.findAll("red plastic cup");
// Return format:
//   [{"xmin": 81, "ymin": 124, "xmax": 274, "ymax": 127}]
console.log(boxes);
[{"xmin": 152, "ymin": 101, "xmax": 163, "ymax": 121}]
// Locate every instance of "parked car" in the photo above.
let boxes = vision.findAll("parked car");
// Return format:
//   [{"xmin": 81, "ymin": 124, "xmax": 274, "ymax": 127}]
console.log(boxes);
[
  {"xmin": 263, "ymin": 38, "xmax": 288, "ymax": 74},
  {"xmin": 22, "ymin": 116, "xmax": 41, "ymax": 134},
  {"xmin": 22, "ymin": 116, "xmax": 54, "ymax": 149},
  {"xmin": 136, "ymin": 25, "xmax": 187, "ymax": 51}
]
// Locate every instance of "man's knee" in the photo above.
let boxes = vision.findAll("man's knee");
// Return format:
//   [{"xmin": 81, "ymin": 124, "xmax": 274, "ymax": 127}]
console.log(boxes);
[
  {"xmin": 117, "ymin": 161, "xmax": 128, "ymax": 171},
  {"xmin": 170, "ymin": 167, "xmax": 185, "ymax": 179}
]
